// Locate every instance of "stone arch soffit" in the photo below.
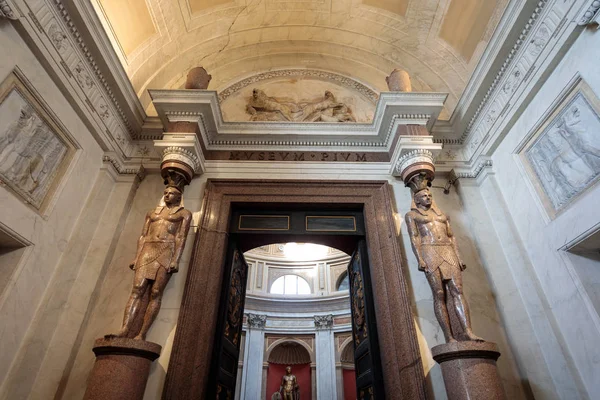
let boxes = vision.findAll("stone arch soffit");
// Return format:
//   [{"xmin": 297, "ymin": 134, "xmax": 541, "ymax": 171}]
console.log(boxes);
[
  {"xmin": 339, "ymin": 336, "xmax": 354, "ymax": 363},
  {"xmin": 241, "ymin": 236, "xmax": 354, "ymax": 257},
  {"xmin": 335, "ymin": 270, "xmax": 348, "ymax": 291},
  {"xmin": 266, "ymin": 338, "xmax": 315, "ymax": 364}
]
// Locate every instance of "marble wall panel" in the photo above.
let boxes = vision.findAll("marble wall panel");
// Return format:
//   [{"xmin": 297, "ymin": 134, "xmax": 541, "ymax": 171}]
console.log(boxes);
[
  {"xmin": 520, "ymin": 81, "xmax": 600, "ymax": 217},
  {"xmin": 0, "ymin": 23, "xmax": 104, "ymax": 394},
  {"xmin": 460, "ymin": 175, "xmax": 579, "ymax": 399},
  {"xmin": 488, "ymin": 27, "xmax": 600, "ymax": 398}
]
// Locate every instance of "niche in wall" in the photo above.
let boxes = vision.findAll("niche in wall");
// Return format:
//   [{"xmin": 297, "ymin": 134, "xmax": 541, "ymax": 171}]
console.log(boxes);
[
  {"xmin": 0, "ymin": 223, "xmax": 31, "ymax": 297},
  {"xmin": 566, "ymin": 226, "xmax": 600, "ymax": 317}
]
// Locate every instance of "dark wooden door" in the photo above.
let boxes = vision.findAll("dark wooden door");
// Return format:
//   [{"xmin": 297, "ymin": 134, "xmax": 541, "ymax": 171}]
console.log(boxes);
[
  {"xmin": 208, "ymin": 239, "xmax": 249, "ymax": 399},
  {"xmin": 348, "ymin": 239, "xmax": 385, "ymax": 400}
]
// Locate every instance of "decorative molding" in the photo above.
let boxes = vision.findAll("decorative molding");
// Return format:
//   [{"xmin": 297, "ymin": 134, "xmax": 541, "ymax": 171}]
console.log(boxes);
[
  {"xmin": 50, "ymin": 0, "xmax": 135, "ymax": 137},
  {"xmin": 246, "ymin": 313, "xmax": 267, "ymax": 329},
  {"xmin": 218, "ymin": 69, "xmax": 379, "ymax": 104},
  {"xmin": 154, "ymin": 133, "xmax": 204, "ymax": 174},
  {"xmin": 578, "ymin": 0, "xmax": 600, "ymax": 25},
  {"xmin": 150, "ymin": 89, "xmax": 445, "ymax": 152},
  {"xmin": 313, "ymin": 315, "xmax": 334, "ymax": 330},
  {"xmin": 395, "ymin": 149, "xmax": 435, "ymax": 175},
  {"xmin": 455, "ymin": 160, "xmax": 493, "ymax": 179},
  {"xmin": 0, "ymin": 0, "xmax": 17, "ymax": 19},
  {"xmin": 460, "ymin": 0, "xmax": 551, "ymax": 143},
  {"xmin": 161, "ymin": 146, "xmax": 201, "ymax": 173},
  {"xmin": 102, "ymin": 155, "xmax": 144, "ymax": 175}
]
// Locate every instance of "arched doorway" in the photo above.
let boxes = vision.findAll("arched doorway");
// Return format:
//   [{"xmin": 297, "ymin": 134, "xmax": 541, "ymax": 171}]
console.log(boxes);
[{"xmin": 162, "ymin": 180, "xmax": 426, "ymax": 400}]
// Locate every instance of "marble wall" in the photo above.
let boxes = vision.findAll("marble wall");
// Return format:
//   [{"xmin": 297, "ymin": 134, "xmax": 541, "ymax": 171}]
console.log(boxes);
[
  {"xmin": 0, "ymin": 22, "xmax": 130, "ymax": 399},
  {"xmin": 469, "ymin": 26, "xmax": 600, "ymax": 398}
]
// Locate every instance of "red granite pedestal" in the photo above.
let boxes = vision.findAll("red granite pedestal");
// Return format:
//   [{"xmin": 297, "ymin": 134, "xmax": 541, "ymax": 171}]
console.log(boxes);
[
  {"xmin": 83, "ymin": 337, "xmax": 161, "ymax": 400},
  {"xmin": 431, "ymin": 341, "xmax": 506, "ymax": 400}
]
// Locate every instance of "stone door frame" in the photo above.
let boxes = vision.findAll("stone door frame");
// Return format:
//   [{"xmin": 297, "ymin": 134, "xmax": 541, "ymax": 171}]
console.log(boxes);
[{"xmin": 162, "ymin": 180, "xmax": 426, "ymax": 399}]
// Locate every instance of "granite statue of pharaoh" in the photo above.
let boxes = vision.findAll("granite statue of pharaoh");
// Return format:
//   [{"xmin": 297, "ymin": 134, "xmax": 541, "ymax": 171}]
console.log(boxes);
[
  {"xmin": 279, "ymin": 366, "xmax": 300, "ymax": 400},
  {"xmin": 111, "ymin": 171, "xmax": 192, "ymax": 341},
  {"xmin": 405, "ymin": 173, "xmax": 483, "ymax": 343}
]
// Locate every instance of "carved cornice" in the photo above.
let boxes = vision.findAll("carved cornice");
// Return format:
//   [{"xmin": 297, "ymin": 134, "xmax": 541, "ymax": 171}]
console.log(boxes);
[
  {"xmin": 102, "ymin": 155, "xmax": 143, "ymax": 175},
  {"xmin": 246, "ymin": 313, "xmax": 267, "ymax": 329},
  {"xmin": 460, "ymin": 0, "xmax": 550, "ymax": 143},
  {"xmin": 50, "ymin": 0, "xmax": 135, "ymax": 137},
  {"xmin": 0, "ymin": 0, "xmax": 17, "ymax": 19},
  {"xmin": 578, "ymin": 0, "xmax": 600, "ymax": 25},
  {"xmin": 218, "ymin": 69, "xmax": 379, "ymax": 103},
  {"xmin": 314, "ymin": 315, "xmax": 334, "ymax": 330},
  {"xmin": 455, "ymin": 160, "xmax": 493, "ymax": 179}
]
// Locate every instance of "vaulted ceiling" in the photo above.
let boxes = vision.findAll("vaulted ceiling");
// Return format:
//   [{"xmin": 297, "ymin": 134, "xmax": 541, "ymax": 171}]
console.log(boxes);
[{"xmin": 92, "ymin": 0, "xmax": 509, "ymax": 119}]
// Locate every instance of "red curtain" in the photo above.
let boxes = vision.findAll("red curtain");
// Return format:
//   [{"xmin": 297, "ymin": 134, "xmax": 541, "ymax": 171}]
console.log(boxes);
[
  {"xmin": 265, "ymin": 363, "xmax": 311, "ymax": 400},
  {"xmin": 342, "ymin": 368, "xmax": 357, "ymax": 400}
]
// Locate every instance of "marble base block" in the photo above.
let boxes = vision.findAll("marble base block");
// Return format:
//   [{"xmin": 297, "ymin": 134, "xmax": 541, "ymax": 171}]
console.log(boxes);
[
  {"xmin": 83, "ymin": 337, "xmax": 161, "ymax": 400},
  {"xmin": 431, "ymin": 341, "xmax": 505, "ymax": 400}
]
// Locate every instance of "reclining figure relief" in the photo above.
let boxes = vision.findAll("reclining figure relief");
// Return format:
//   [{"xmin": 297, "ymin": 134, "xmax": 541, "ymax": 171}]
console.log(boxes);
[{"xmin": 246, "ymin": 89, "xmax": 356, "ymax": 122}]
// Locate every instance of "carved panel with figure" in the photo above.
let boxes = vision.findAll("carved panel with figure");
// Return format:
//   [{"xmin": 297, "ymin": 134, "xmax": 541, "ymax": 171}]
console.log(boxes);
[
  {"xmin": 0, "ymin": 70, "xmax": 76, "ymax": 213},
  {"xmin": 520, "ymin": 79, "xmax": 600, "ymax": 217},
  {"xmin": 246, "ymin": 89, "xmax": 356, "ymax": 122}
]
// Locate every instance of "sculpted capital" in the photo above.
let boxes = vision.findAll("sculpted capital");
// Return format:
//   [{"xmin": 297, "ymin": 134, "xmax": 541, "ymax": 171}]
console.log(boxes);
[
  {"xmin": 314, "ymin": 314, "xmax": 334, "ymax": 330},
  {"xmin": 246, "ymin": 313, "xmax": 267, "ymax": 329}
]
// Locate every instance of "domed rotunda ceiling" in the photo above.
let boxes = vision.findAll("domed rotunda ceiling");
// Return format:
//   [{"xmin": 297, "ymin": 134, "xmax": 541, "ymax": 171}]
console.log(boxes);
[{"xmin": 92, "ymin": 0, "xmax": 509, "ymax": 120}]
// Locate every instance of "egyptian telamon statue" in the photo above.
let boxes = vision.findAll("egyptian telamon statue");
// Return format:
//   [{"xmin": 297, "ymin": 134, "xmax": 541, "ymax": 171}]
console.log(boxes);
[
  {"xmin": 405, "ymin": 173, "xmax": 483, "ymax": 343},
  {"xmin": 111, "ymin": 171, "xmax": 192, "ymax": 341}
]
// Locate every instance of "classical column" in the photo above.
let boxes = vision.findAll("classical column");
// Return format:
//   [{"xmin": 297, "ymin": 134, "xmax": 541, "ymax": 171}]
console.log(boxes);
[
  {"xmin": 314, "ymin": 315, "xmax": 337, "ymax": 400},
  {"xmin": 240, "ymin": 314, "xmax": 266, "ymax": 400}
]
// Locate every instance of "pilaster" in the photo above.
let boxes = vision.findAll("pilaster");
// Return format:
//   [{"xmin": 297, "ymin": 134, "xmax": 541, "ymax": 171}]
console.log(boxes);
[
  {"xmin": 314, "ymin": 315, "xmax": 336, "ymax": 400},
  {"xmin": 240, "ymin": 314, "xmax": 266, "ymax": 400}
]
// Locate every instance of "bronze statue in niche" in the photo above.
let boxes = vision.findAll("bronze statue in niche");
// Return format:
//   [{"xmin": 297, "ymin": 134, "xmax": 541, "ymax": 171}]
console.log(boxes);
[
  {"xmin": 405, "ymin": 173, "xmax": 483, "ymax": 343},
  {"xmin": 279, "ymin": 366, "xmax": 300, "ymax": 400},
  {"xmin": 110, "ymin": 173, "xmax": 192, "ymax": 340}
]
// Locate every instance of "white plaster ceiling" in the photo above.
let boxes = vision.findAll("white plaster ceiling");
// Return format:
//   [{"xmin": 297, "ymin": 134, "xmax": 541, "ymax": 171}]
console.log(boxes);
[{"xmin": 92, "ymin": 0, "xmax": 509, "ymax": 119}]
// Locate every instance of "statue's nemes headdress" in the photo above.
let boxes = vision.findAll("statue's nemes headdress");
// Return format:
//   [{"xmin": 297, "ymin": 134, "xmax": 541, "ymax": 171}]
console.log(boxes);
[
  {"xmin": 406, "ymin": 171, "xmax": 433, "ymax": 195},
  {"xmin": 162, "ymin": 169, "xmax": 188, "ymax": 193}
]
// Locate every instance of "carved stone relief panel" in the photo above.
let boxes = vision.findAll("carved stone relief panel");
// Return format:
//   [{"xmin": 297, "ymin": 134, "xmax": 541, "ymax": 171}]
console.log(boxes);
[
  {"xmin": 246, "ymin": 89, "xmax": 357, "ymax": 122},
  {"xmin": 219, "ymin": 70, "xmax": 377, "ymax": 123},
  {"xmin": 0, "ymin": 70, "xmax": 77, "ymax": 214},
  {"xmin": 519, "ymin": 79, "xmax": 600, "ymax": 218}
]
